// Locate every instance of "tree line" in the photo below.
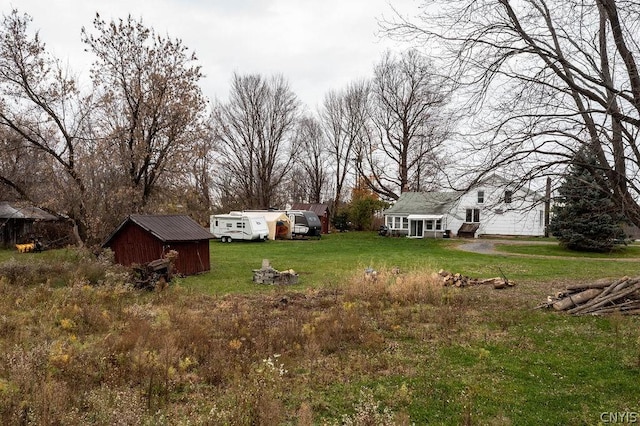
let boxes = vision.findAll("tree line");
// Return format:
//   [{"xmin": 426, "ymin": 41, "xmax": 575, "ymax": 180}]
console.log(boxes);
[
  {"xmin": 0, "ymin": 9, "xmax": 450, "ymax": 245},
  {"xmin": 384, "ymin": 0, "xmax": 640, "ymax": 235},
  {"xmin": 4, "ymin": 0, "xmax": 640, "ymax": 247}
]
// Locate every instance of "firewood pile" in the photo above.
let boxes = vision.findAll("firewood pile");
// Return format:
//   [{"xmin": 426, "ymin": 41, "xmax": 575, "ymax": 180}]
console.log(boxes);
[
  {"xmin": 131, "ymin": 250, "xmax": 177, "ymax": 291},
  {"xmin": 438, "ymin": 269, "xmax": 515, "ymax": 289},
  {"xmin": 537, "ymin": 276, "xmax": 640, "ymax": 315},
  {"xmin": 132, "ymin": 258, "xmax": 172, "ymax": 290}
]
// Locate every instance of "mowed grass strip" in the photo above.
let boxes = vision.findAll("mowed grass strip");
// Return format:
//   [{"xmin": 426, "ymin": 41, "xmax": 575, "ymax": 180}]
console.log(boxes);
[
  {"xmin": 185, "ymin": 232, "xmax": 640, "ymax": 294},
  {"xmin": 495, "ymin": 241, "xmax": 640, "ymax": 258}
]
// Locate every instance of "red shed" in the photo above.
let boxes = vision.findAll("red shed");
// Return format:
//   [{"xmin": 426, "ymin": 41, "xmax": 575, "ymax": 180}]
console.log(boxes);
[{"xmin": 103, "ymin": 214, "xmax": 213, "ymax": 276}]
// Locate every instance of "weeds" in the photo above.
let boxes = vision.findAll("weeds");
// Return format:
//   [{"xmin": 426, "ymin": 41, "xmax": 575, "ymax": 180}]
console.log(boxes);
[{"xmin": 0, "ymin": 251, "xmax": 638, "ymax": 424}]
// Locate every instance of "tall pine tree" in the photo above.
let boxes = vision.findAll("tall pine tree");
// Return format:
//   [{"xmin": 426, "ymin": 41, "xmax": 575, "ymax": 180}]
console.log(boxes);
[{"xmin": 549, "ymin": 150, "xmax": 626, "ymax": 252}]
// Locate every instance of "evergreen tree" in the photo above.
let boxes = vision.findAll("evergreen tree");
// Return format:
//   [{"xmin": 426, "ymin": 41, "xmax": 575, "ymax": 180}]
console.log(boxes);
[{"xmin": 549, "ymin": 150, "xmax": 626, "ymax": 252}]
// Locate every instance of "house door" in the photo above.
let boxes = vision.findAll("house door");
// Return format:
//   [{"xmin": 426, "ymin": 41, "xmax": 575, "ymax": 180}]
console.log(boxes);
[{"xmin": 410, "ymin": 220, "xmax": 423, "ymax": 237}]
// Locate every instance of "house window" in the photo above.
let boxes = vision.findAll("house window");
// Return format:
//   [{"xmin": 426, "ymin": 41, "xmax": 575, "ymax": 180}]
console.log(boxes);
[
  {"xmin": 477, "ymin": 190, "xmax": 485, "ymax": 204},
  {"xmin": 504, "ymin": 190, "xmax": 513, "ymax": 204},
  {"xmin": 426, "ymin": 219, "xmax": 443, "ymax": 230},
  {"xmin": 466, "ymin": 208, "xmax": 480, "ymax": 223},
  {"xmin": 387, "ymin": 216, "xmax": 406, "ymax": 229}
]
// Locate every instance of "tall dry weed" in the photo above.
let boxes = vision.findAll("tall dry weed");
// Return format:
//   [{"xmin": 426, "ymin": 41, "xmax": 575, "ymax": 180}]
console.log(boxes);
[{"xmin": 344, "ymin": 267, "xmax": 444, "ymax": 305}]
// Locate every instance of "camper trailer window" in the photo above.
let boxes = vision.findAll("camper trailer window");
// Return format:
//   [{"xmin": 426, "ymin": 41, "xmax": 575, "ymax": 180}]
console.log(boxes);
[
  {"xmin": 236, "ymin": 222, "xmax": 245, "ymax": 228},
  {"xmin": 226, "ymin": 223, "xmax": 232, "ymax": 228}
]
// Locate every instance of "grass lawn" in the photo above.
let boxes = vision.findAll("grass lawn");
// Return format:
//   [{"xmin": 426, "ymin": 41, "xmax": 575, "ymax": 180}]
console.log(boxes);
[
  {"xmin": 183, "ymin": 232, "xmax": 640, "ymax": 294},
  {"xmin": 496, "ymin": 241, "xmax": 640, "ymax": 258},
  {"xmin": 1, "ymin": 232, "xmax": 639, "ymax": 424}
]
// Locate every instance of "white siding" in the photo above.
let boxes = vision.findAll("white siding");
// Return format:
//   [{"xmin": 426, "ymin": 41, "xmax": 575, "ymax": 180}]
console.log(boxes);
[{"xmin": 451, "ymin": 181, "xmax": 545, "ymax": 237}]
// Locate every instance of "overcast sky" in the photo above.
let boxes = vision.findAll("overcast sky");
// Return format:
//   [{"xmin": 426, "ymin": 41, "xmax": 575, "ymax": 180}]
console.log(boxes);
[{"xmin": 8, "ymin": 0, "xmax": 420, "ymax": 110}]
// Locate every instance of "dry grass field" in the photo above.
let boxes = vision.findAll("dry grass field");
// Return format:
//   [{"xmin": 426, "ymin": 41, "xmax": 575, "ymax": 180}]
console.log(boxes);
[{"xmin": 0, "ymin": 234, "xmax": 638, "ymax": 425}]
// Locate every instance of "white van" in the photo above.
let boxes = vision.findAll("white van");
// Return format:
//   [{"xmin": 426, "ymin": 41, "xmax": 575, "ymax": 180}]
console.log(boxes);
[{"xmin": 209, "ymin": 214, "xmax": 269, "ymax": 242}]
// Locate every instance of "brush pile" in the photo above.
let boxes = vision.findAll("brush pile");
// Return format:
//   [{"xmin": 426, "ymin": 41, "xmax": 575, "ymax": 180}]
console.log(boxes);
[
  {"xmin": 438, "ymin": 269, "xmax": 515, "ymax": 289},
  {"xmin": 538, "ymin": 276, "xmax": 640, "ymax": 315}
]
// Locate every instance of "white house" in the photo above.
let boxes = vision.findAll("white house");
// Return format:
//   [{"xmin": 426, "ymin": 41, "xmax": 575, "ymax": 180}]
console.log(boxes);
[{"xmin": 383, "ymin": 175, "xmax": 547, "ymax": 238}]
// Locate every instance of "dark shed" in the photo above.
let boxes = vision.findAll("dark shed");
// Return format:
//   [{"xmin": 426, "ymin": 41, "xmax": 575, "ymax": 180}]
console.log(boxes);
[
  {"xmin": 0, "ymin": 201, "xmax": 59, "ymax": 248},
  {"xmin": 291, "ymin": 203, "xmax": 331, "ymax": 234},
  {"xmin": 103, "ymin": 214, "xmax": 214, "ymax": 276}
]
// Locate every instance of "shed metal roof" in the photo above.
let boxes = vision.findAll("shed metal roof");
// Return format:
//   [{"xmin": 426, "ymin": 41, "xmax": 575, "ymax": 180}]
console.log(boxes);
[
  {"xmin": 106, "ymin": 214, "xmax": 214, "ymax": 244},
  {"xmin": 0, "ymin": 201, "xmax": 59, "ymax": 220},
  {"xmin": 290, "ymin": 203, "xmax": 330, "ymax": 216}
]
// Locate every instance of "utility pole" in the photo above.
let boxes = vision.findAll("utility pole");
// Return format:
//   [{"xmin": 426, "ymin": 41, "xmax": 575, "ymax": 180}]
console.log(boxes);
[{"xmin": 544, "ymin": 177, "xmax": 551, "ymax": 237}]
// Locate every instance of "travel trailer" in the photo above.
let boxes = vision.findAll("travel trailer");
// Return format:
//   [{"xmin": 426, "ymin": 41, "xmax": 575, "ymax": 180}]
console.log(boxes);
[
  {"xmin": 287, "ymin": 210, "xmax": 322, "ymax": 238},
  {"xmin": 209, "ymin": 214, "xmax": 269, "ymax": 242}
]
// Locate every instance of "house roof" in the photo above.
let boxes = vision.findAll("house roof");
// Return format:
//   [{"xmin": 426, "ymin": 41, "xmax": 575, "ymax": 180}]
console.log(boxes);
[
  {"xmin": 383, "ymin": 192, "xmax": 462, "ymax": 216},
  {"xmin": 0, "ymin": 201, "xmax": 59, "ymax": 220},
  {"xmin": 105, "ymin": 214, "xmax": 213, "ymax": 244},
  {"xmin": 290, "ymin": 203, "xmax": 330, "ymax": 216}
]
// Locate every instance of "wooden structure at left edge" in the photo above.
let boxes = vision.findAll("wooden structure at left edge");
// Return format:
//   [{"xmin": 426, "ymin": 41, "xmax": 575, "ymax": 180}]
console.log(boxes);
[{"xmin": 103, "ymin": 214, "xmax": 214, "ymax": 276}]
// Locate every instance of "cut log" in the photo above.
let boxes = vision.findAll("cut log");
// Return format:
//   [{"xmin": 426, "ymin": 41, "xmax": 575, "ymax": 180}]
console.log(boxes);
[
  {"xmin": 568, "ymin": 280, "xmax": 639, "ymax": 314},
  {"xmin": 565, "ymin": 278, "xmax": 619, "ymax": 291},
  {"xmin": 552, "ymin": 288, "xmax": 602, "ymax": 311},
  {"xmin": 571, "ymin": 282, "xmax": 640, "ymax": 315}
]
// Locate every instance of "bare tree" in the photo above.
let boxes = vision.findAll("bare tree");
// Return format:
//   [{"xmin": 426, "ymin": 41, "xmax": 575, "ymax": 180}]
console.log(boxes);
[
  {"xmin": 212, "ymin": 73, "xmax": 300, "ymax": 209},
  {"xmin": 385, "ymin": 0, "xmax": 640, "ymax": 227},
  {"xmin": 356, "ymin": 50, "xmax": 450, "ymax": 201},
  {"xmin": 293, "ymin": 115, "xmax": 330, "ymax": 203},
  {"xmin": 0, "ymin": 10, "xmax": 90, "ymax": 243},
  {"xmin": 81, "ymin": 13, "xmax": 210, "ymax": 212},
  {"xmin": 320, "ymin": 80, "xmax": 370, "ymax": 212}
]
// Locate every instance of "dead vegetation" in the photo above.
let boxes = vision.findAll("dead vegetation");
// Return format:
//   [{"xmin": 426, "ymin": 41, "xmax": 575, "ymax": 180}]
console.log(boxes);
[
  {"xmin": 0, "ymin": 257, "xmax": 483, "ymax": 425},
  {"xmin": 0, "ymin": 252, "xmax": 637, "ymax": 425},
  {"xmin": 437, "ymin": 269, "xmax": 515, "ymax": 289}
]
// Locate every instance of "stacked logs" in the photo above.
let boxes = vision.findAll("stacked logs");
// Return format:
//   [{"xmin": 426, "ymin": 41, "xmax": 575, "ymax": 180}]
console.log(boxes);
[
  {"xmin": 538, "ymin": 276, "xmax": 640, "ymax": 315},
  {"xmin": 438, "ymin": 269, "xmax": 515, "ymax": 289}
]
